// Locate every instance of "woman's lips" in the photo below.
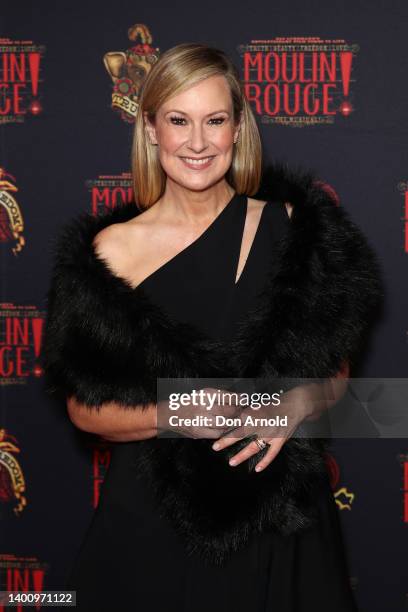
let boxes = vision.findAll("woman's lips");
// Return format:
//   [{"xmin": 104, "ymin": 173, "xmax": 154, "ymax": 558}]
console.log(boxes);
[{"xmin": 179, "ymin": 156, "xmax": 215, "ymax": 170}]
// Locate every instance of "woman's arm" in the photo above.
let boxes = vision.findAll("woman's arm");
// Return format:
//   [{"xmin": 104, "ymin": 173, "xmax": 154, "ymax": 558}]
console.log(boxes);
[
  {"xmin": 67, "ymin": 396, "xmax": 158, "ymax": 442},
  {"xmin": 301, "ymin": 360, "xmax": 350, "ymax": 422},
  {"xmin": 67, "ymin": 360, "xmax": 350, "ymax": 443}
]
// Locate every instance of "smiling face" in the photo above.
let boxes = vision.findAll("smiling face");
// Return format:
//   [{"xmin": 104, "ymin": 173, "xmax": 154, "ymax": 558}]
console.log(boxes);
[{"xmin": 143, "ymin": 75, "xmax": 242, "ymax": 192}]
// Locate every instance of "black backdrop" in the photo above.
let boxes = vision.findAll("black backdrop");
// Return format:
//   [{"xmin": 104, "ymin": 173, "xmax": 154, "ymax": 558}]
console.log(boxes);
[{"xmin": 1, "ymin": 1, "xmax": 407, "ymax": 610}]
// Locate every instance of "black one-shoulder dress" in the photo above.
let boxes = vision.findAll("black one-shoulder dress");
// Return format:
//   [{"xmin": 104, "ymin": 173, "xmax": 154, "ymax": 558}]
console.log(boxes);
[{"xmin": 65, "ymin": 192, "xmax": 358, "ymax": 611}]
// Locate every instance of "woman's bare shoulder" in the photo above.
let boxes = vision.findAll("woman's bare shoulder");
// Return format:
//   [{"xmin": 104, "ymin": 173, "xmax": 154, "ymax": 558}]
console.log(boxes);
[
  {"xmin": 95, "ymin": 201, "xmax": 159, "ymax": 247},
  {"xmin": 92, "ymin": 216, "xmax": 150, "ymax": 282}
]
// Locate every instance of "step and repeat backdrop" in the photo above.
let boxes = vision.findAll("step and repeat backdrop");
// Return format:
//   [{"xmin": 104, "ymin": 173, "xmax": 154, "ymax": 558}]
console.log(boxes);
[{"xmin": 1, "ymin": 2, "xmax": 407, "ymax": 611}]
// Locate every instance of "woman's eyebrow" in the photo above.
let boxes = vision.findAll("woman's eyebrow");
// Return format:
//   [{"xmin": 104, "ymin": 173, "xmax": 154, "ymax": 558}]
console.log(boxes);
[{"xmin": 164, "ymin": 109, "xmax": 230, "ymax": 117}]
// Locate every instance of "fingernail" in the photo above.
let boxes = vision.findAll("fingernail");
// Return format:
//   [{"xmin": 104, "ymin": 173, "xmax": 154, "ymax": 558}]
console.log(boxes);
[
  {"xmin": 255, "ymin": 465, "xmax": 263, "ymax": 472},
  {"xmin": 212, "ymin": 442, "xmax": 220, "ymax": 450},
  {"xmin": 229, "ymin": 459, "xmax": 237, "ymax": 466}
]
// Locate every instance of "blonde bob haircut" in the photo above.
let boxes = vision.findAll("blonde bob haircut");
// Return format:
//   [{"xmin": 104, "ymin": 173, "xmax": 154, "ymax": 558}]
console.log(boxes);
[{"xmin": 132, "ymin": 42, "xmax": 262, "ymax": 209}]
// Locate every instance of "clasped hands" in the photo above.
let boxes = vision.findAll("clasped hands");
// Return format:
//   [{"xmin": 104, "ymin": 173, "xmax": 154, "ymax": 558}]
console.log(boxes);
[
  {"xmin": 212, "ymin": 374, "xmax": 349, "ymax": 472},
  {"xmin": 162, "ymin": 370, "xmax": 349, "ymax": 473}
]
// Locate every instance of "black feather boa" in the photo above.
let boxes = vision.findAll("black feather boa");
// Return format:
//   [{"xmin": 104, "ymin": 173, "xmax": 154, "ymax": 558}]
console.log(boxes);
[{"xmin": 41, "ymin": 162, "xmax": 384, "ymax": 566}]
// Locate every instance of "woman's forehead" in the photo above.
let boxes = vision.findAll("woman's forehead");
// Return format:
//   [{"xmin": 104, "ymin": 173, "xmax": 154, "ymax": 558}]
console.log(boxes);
[{"xmin": 159, "ymin": 77, "xmax": 232, "ymax": 113}]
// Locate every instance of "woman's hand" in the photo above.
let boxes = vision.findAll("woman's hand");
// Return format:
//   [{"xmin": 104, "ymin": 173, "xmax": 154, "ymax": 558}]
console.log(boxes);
[
  {"xmin": 157, "ymin": 387, "xmax": 245, "ymax": 439},
  {"xmin": 210, "ymin": 387, "xmax": 309, "ymax": 471},
  {"xmin": 211, "ymin": 369, "xmax": 350, "ymax": 472}
]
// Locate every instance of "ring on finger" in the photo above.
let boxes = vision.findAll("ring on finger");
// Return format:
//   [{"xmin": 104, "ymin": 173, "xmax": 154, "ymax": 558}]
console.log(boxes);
[{"xmin": 254, "ymin": 437, "xmax": 270, "ymax": 451}]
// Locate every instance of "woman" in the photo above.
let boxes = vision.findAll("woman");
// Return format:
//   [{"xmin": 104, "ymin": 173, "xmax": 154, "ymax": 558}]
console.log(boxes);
[{"xmin": 42, "ymin": 43, "xmax": 383, "ymax": 611}]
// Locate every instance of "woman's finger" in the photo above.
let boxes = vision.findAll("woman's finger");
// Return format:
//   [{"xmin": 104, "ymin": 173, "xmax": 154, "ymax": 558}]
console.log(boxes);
[
  {"xmin": 227, "ymin": 436, "xmax": 282, "ymax": 467},
  {"xmin": 253, "ymin": 437, "xmax": 286, "ymax": 472},
  {"xmin": 227, "ymin": 438, "xmax": 262, "ymax": 466},
  {"xmin": 211, "ymin": 430, "xmax": 245, "ymax": 451},
  {"xmin": 214, "ymin": 435, "xmax": 287, "ymax": 471}
]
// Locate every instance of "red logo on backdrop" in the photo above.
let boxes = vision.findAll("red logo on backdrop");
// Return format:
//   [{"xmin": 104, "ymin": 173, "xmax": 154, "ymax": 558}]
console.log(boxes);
[
  {"xmin": 0, "ymin": 554, "xmax": 49, "ymax": 612},
  {"xmin": 0, "ymin": 429, "xmax": 27, "ymax": 516},
  {"xmin": 0, "ymin": 38, "xmax": 44, "ymax": 123},
  {"xmin": 0, "ymin": 168, "xmax": 25, "ymax": 255},
  {"xmin": 238, "ymin": 36, "xmax": 358, "ymax": 127},
  {"xmin": 397, "ymin": 180, "xmax": 408, "ymax": 253},
  {"xmin": 325, "ymin": 452, "xmax": 355, "ymax": 510},
  {"xmin": 92, "ymin": 442, "xmax": 111, "ymax": 508},
  {"xmin": 0, "ymin": 303, "xmax": 45, "ymax": 384},
  {"xmin": 104, "ymin": 24, "xmax": 160, "ymax": 123},
  {"xmin": 86, "ymin": 172, "xmax": 134, "ymax": 215}
]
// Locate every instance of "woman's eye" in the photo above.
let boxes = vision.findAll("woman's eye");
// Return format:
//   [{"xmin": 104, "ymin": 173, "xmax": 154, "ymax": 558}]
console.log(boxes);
[
  {"xmin": 169, "ymin": 116, "xmax": 226, "ymax": 126},
  {"xmin": 170, "ymin": 116, "xmax": 186, "ymax": 125}
]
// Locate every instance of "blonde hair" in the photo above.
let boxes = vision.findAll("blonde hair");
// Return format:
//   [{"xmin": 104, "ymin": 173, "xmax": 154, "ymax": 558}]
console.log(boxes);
[{"xmin": 132, "ymin": 42, "xmax": 262, "ymax": 209}]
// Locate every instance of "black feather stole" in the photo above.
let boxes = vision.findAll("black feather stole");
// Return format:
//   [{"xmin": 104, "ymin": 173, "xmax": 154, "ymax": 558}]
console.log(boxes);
[{"xmin": 41, "ymin": 162, "xmax": 384, "ymax": 565}]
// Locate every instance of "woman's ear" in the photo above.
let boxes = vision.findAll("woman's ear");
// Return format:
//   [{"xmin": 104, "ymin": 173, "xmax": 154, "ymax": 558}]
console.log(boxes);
[
  {"xmin": 233, "ymin": 111, "xmax": 244, "ymax": 143},
  {"xmin": 144, "ymin": 112, "xmax": 158, "ymax": 145}
]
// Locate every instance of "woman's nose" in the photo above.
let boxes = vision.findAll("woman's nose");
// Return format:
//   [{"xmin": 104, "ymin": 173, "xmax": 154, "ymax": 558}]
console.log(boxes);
[{"xmin": 189, "ymin": 123, "xmax": 207, "ymax": 151}]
